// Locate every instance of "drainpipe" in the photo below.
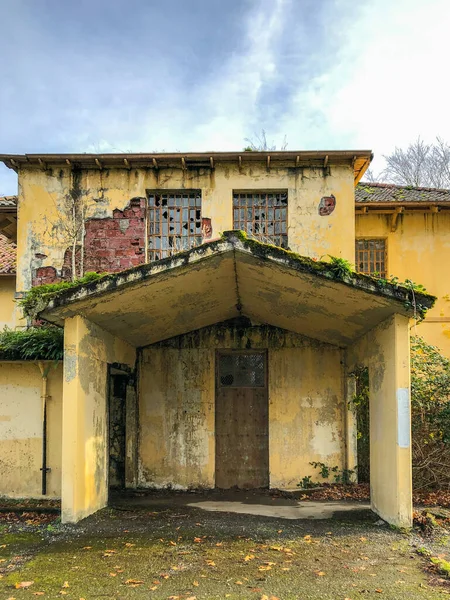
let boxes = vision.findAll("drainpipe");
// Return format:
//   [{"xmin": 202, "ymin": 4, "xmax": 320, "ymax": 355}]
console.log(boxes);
[{"xmin": 37, "ymin": 362, "xmax": 52, "ymax": 495}]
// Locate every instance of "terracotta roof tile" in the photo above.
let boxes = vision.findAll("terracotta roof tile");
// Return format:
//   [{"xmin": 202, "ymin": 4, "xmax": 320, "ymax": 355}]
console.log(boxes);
[
  {"xmin": 356, "ymin": 182, "xmax": 450, "ymax": 203},
  {"xmin": 0, "ymin": 195, "xmax": 17, "ymax": 208},
  {"xmin": 0, "ymin": 233, "xmax": 16, "ymax": 274}
]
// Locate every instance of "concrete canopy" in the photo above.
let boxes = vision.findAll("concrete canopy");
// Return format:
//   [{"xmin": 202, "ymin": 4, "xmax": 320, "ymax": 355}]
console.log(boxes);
[{"xmin": 40, "ymin": 232, "xmax": 435, "ymax": 348}]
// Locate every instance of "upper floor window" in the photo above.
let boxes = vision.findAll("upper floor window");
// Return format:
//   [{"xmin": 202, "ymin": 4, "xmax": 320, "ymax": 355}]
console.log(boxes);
[
  {"xmin": 233, "ymin": 191, "xmax": 288, "ymax": 249},
  {"xmin": 355, "ymin": 239, "xmax": 387, "ymax": 277},
  {"xmin": 147, "ymin": 190, "xmax": 202, "ymax": 261}
]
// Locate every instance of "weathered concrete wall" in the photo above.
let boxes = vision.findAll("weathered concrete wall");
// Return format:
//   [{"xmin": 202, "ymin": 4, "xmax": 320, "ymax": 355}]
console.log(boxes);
[
  {"xmin": 17, "ymin": 164, "xmax": 356, "ymax": 290},
  {"xmin": 139, "ymin": 322, "xmax": 345, "ymax": 490},
  {"xmin": 356, "ymin": 211, "xmax": 450, "ymax": 357},
  {"xmin": 346, "ymin": 314, "xmax": 412, "ymax": 527},
  {"xmin": 0, "ymin": 361, "xmax": 63, "ymax": 498},
  {"xmin": 62, "ymin": 315, "xmax": 135, "ymax": 523}
]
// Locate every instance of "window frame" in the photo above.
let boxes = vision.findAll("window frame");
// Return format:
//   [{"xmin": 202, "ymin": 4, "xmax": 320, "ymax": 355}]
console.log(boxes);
[
  {"xmin": 146, "ymin": 189, "xmax": 202, "ymax": 262},
  {"xmin": 355, "ymin": 237, "xmax": 388, "ymax": 278},
  {"xmin": 232, "ymin": 189, "xmax": 288, "ymax": 249}
]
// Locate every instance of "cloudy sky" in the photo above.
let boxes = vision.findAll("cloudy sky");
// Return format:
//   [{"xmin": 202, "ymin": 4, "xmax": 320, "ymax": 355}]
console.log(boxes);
[{"xmin": 0, "ymin": 0, "xmax": 448, "ymax": 194}]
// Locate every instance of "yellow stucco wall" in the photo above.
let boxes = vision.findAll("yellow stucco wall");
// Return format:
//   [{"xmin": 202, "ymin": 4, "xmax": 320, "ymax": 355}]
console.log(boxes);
[
  {"xmin": 356, "ymin": 212, "xmax": 450, "ymax": 356},
  {"xmin": 0, "ymin": 276, "xmax": 21, "ymax": 329},
  {"xmin": 139, "ymin": 324, "xmax": 345, "ymax": 490},
  {"xmin": 0, "ymin": 361, "xmax": 63, "ymax": 498},
  {"xmin": 62, "ymin": 315, "xmax": 135, "ymax": 523},
  {"xmin": 17, "ymin": 164, "xmax": 356, "ymax": 290},
  {"xmin": 346, "ymin": 314, "xmax": 412, "ymax": 527}
]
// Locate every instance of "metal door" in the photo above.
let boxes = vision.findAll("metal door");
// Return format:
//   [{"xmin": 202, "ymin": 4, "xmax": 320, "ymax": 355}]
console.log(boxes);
[{"xmin": 215, "ymin": 351, "xmax": 269, "ymax": 488}]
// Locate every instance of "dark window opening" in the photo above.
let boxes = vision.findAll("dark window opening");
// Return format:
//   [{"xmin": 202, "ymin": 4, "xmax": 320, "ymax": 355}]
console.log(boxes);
[{"xmin": 233, "ymin": 191, "xmax": 288, "ymax": 249}]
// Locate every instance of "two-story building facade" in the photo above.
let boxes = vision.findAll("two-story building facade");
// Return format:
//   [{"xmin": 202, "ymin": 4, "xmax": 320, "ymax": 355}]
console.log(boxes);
[{"xmin": 0, "ymin": 151, "xmax": 436, "ymax": 527}]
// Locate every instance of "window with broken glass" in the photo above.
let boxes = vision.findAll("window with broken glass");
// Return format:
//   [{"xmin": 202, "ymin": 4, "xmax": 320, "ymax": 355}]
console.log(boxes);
[
  {"xmin": 233, "ymin": 191, "xmax": 288, "ymax": 248},
  {"xmin": 147, "ymin": 191, "xmax": 202, "ymax": 261},
  {"xmin": 355, "ymin": 239, "xmax": 387, "ymax": 277}
]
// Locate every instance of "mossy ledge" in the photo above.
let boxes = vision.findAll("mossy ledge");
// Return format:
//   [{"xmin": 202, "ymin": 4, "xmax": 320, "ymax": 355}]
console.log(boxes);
[{"xmin": 24, "ymin": 230, "xmax": 436, "ymax": 322}]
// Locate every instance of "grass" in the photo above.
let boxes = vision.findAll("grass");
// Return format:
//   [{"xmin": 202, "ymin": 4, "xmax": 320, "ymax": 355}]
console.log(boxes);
[{"xmin": 1, "ymin": 504, "xmax": 449, "ymax": 599}]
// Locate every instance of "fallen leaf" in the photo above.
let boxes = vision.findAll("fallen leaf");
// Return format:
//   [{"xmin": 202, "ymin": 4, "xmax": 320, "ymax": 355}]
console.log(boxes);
[
  {"xmin": 62, "ymin": 582, "xmax": 69, "ymax": 588},
  {"xmin": 33, "ymin": 594, "xmax": 45, "ymax": 597},
  {"xmin": 109, "ymin": 572, "xmax": 117, "ymax": 577},
  {"xmin": 258, "ymin": 565, "xmax": 272, "ymax": 571},
  {"xmin": 149, "ymin": 586, "xmax": 158, "ymax": 591},
  {"xmin": 315, "ymin": 571, "xmax": 326, "ymax": 576},
  {"xmin": 59, "ymin": 592, "xmax": 67, "ymax": 596},
  {"xmin": 235, "ymin": 581, "xmax": 243, "ymax": 585},
  {"xmin": 216, "ymin": 542, "xmax": 223, "ymax": 547},
  {"xmin": 244, "ymin": 554, "xmax": 255, "ymax": 561},
  {"xmin": 82, "ymin": 546, "xmax": 92, "ymax": 550},
  {"xmin": 185, "ymin": 597, "xmax": 196, "ymax": 600},
  {"xmin": 125, "ymin": 579, "xmax": 144, "ymax": 585},
  {"xmin": 206, "ymin": 560, "xmax": 216, "ymax": 567},
  {"xmin": 15, "ymin": 582, "xmax": 34, "ymax": 589},
  {"xmin": 124, "ymin": 543, "xmax": 135, "ymax": 547},
  {"xmin": 193, "ymin": 581, "xmax": 199, "ymax": 586},
  {"xmin": 375, "ymin": 590, "xmax": 383, "ymax": 594},
  {"xmin": 168, "ymin": 596, "xmax": 180, "ymax": 599},
  {"xmin": 169, "ymin": 541, "xmax": 177, "ymax": 546},
  {"xmin": 153, "ymin": 580, "xmax": 161, "ymax": 585},
  {"xmin": 304, "ymin": 535, "xmax": 312, "ymax": 540},
  {"xmin": 194, "ymin": 537, "xmax": 202, "ymax": 543}
]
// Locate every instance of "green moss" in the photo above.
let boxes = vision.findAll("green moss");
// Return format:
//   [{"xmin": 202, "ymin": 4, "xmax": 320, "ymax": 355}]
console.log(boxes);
[
  {"xmin": 19, "ymin": 271, "xmax": 106, "ymax": 318},
  {"xmin": 431, "ymin": 556, "xmax": 450, "ymax": 578}
]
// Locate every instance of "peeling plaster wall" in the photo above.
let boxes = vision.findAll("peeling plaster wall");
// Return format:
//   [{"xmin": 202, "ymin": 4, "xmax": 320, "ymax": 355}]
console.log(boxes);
[
  {"xmin": 346, "ymin": 314, "xmax": 412, "ymax": 527},
  {"xmin": 62, "ymin": 315, "xmax": 135, "ymax": 523},
  {"xmin": 17, "ymin": 164, "xmax": 356, "ymax": 290},
  {"xmin": 357, "ymin": 212, "xmax": 450, "ymax": 357},
  {"xmin": 0, "ymin": 361, "xmax": 63, "ymax": 498},
  {"xmin": 138, "ymin": 323, "xmax": 345, "ymax": 490}
]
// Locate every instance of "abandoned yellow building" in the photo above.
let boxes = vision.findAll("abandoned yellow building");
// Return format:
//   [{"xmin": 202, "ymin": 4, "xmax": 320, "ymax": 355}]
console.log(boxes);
[{"xmin": 0, "ymin": 151, "xmax": 442, "ymax": 527}]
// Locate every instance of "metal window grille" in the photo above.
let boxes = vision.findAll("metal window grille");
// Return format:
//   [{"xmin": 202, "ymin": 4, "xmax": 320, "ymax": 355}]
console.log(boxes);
[
  {"xmin": 218, "ymin": 353, "xmax": 266, "ymax": 388},
  {"xmin": 233, "ymin": 192, "xmax": 288, "ymax": 248},
  {"xmin": 355, "ymin": 239, "xmax": 387, "ymax": 277},
  {"xmin": 147, "ymin": 191, "xmax": 202, "ymax": 261}
]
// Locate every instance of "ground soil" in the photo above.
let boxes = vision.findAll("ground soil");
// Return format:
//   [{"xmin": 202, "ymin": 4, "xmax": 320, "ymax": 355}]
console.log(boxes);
[{"xmin": 1, "ymin": 491, "xmax": 449, "ymax": 599}]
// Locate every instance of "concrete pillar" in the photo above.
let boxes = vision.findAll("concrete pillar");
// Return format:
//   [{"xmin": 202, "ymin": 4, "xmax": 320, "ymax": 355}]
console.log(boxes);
[
  {"xmin": 345, "ymin": 375, "xmax": 358, "ymax": 481},
  {"xmin": 368, "ymin": 314, "xmax": 412, "ymax": 527},
  {"xmin": 61, "ymin": 316, "xmax": 109, "ymax": 523}
]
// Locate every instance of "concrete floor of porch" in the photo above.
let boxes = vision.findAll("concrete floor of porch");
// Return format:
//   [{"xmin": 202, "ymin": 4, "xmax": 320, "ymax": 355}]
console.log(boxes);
[{"xmin": 109, "ymin": 489, "xmax": 373, "ymax": 522}]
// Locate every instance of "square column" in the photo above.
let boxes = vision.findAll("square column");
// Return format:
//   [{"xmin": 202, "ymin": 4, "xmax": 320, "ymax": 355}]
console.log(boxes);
[
  {"xmin": 347, "ymin": 314, "xmax": 412, "ymax": 527},
  {"xmin": 61, "ymin": 315, "xmax": 135, "ymax": 523}
]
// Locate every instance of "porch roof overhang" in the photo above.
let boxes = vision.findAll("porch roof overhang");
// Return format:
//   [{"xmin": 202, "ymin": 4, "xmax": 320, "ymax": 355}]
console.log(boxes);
[{"xmin": 39, "ymin": 232, "xmax": 435, "ymax": 348}]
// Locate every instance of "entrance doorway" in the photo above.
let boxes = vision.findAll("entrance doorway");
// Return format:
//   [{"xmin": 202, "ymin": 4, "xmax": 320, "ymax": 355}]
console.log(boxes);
[
  {"xmin": 108, "ymin": 370, "xmax": 128, "ymax": 490},
  {"xmin": 215, "ymin": 351, "xmax": 269, "ymax": 489}
]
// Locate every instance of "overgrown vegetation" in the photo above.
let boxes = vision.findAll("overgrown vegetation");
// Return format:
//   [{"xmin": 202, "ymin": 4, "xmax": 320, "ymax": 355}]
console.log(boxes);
[
  {"xmin": 0, "ymin": 326, "xmax": 63, "ymax": 361},
  {"xmin": 19, "ymin": 271, "xmax": 105, "ymax": 319},
  {"xmin": 297, "ymin": 462, "xmax": 356, "ymax": 488},
  {"xmin": 353, "ymin": 336, "xmax": 450, "ymax": 490}
]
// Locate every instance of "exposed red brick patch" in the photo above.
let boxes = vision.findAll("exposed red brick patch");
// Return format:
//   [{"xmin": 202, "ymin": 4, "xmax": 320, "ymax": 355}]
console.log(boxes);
[{"xmin": 31, "ymin": 198, "xmax": 147, "ymax": 286}]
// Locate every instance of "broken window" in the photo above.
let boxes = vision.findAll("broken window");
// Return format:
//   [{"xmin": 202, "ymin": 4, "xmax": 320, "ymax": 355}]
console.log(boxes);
[
  {"xmin": 355, "ymin": 239, "xmax": 387, "ymax": 277},
  {"xmin": 233, "ymin": 191, "xmax": 288, "ymax": 249},
  {"xmin": 147, "ymin": 190, "xmax": 202, "ymax": 261}
]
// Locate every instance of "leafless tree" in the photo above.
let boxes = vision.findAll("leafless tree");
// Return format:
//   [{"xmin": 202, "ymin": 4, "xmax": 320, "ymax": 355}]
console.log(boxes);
[
  {"xmin": 244, "ymin": 129, "xmax": 288, "ymax": 151},
  {"xmin": 377, "ymin": 137, "xmax": 450, "ymax": 188}
]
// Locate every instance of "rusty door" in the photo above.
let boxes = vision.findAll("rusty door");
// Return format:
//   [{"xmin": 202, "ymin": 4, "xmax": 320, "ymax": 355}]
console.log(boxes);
[{"xmin": 215, "ymin": 351, "xmax": 269, "ymax": 489}]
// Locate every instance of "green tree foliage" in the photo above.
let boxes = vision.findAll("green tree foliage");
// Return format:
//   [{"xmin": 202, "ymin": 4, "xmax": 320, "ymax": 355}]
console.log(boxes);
[{"xmin": 353, "ymin": 336, "xmax": 450, "ymax": 489}]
